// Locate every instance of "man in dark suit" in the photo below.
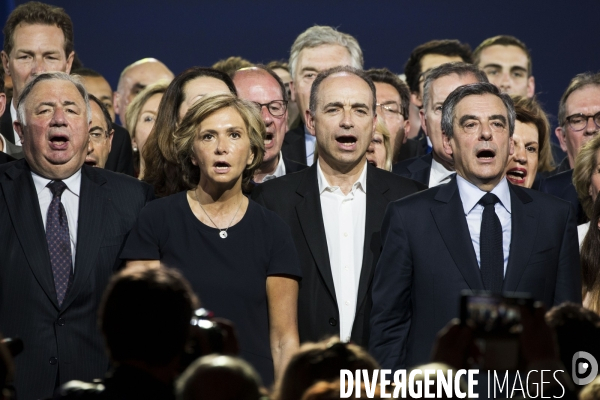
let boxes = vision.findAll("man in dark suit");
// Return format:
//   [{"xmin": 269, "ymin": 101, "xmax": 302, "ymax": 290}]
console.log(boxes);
[
  {"xmin": 281, "ymin": 26, "xmax": 363, "ymax": 167},
  {"xmin": 232, "ymin": 66, "xmax": 306, "ymax": 183},
  {"xmin": 539, "ymin": 72, "xmax": 600, "ymax": 223},
  {"xmin": 253, "ymin": 66, "xmax": 424, "ymax": 347},
  {"xmin": 392, "ymin": 63, "xmax": 488, "ymax": 187},
  {"xmin": 0, "ymin": 72, "xmax": 154, "ymax": 399},
  {"xmin": 370, "ymin": 82, "xmax": 581, "ymax": 370}
]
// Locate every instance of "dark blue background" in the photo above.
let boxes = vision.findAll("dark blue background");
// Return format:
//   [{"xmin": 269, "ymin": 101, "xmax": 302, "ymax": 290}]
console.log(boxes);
[{"xmin": 5, "ymin": 0, "xmax": 600, "ymax": 127}]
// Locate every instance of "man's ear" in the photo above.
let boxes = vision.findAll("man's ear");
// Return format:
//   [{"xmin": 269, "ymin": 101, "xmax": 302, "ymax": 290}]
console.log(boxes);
[
  {"xmin": 113, "ymin": 91, "xmax": 120, "ymax": 116},
  {"xmin": 13, "ymin": 120, "xmax": 24, "ymax": 144},
  {"xmin": 402, "ymin": 118, "xmax": 410, "ymax": 143},
  {"xmin": 0, "ymin": 93, "xmax": 6, "ymax": 117},
  {"xmin": 305, "ymin": 109, "xmax": 316, "ymax": 137},
  {"xmin": 107, "ymin": 128, "xmax": 114, "ymax": 152},
  {"xmin": 289, "ymin": 80, "xmax": 296, "ymax": 103},
  {"xmin": 527, "ymin": 76, "xmax": 535, "ymax": 99},
  {"xmin": 65, "ymin": 51, "xmax": 75, "ymax": 74},
  {"xmin": 555, "ymin": 126, "xmax": 568, "ymax": 152},
  {"xmin": 442, "ymin": 132, "xmax": 453, "ymax": 156},
  {"xmin": 410, "ymin": 92, "xmax": 422, "ymax": 108},
  {"xmin": 419, "ymin": 108, "xmax": 429, "ymax": 136}
]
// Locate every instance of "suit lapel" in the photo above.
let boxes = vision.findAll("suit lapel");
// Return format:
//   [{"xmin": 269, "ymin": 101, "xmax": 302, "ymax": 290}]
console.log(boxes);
[
  {"xmin": 61, "ymin": 166, "xmax": 107, "ymax": 311},
  {"xmin": 431, "ymin": 177, "xmax": 485, "ymax": 290},
  {"xmin": 295, "ymin": 165, "xmax": 337, "ymax": 302},
  {"xmin": 1, "ymin": 160, "xmax": 58, "ymax": 308},
  {"xmin": 356, "ymin": 165, "xmax": 389, "ymax": 309},
  {"xmin": 0, "ymin": 105, "xmax": 15, "ymax": 144},
  {"xmin": 503, "ymin": 185, "xmax": 536, "ymax": 292}
]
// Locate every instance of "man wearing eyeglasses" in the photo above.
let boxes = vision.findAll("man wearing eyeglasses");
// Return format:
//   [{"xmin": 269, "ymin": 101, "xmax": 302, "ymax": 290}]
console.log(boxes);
[
  {"xmin": 539, "ymin": 72, "xmax": 600, "ymax": 223},
  {"xmin": 366, "ymin": 68, "xmax": 412, "ymax": 164},
  {"xmin": 392, "ymin": 63, "xmax": 488, "ymax": 187},
  {"xmin": 232, "ymin": 66, "xmax": 307, "ymax": 184},
  {"xmin": 85, "ymin": 95, "xmax": 114, "ymax": 169}
]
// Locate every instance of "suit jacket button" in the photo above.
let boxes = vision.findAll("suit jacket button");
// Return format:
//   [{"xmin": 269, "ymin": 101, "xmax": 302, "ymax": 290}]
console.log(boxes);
[
  {"xmin": 49, "ymin": 357, "xmax": 58, "ymax": 365},
  {"xmin": 57, "ymin": 318, "xmax": 65, "ymax": 326},
  {"xmin": 329, "ymin": 318, "xmax": 337, "ymax": 326}
]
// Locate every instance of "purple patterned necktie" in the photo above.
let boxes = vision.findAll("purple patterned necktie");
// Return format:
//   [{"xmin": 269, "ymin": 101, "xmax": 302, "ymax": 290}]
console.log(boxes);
[{"xmin": 46, "ymin": 180, "xmax": 73, "ymax": 307}]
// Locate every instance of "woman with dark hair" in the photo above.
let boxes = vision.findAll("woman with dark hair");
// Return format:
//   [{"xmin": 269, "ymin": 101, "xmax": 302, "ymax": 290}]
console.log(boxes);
[
  {"xmin": 581, "ymin": 196, "xmax": 600, "ymax": 314},
  {"xmin": 121, "ymin": 94, "xmax": 301, "ymax": 386},
  {"xmin": 142, "ymin": 67, "xmax": 237, "ymax": 197}
]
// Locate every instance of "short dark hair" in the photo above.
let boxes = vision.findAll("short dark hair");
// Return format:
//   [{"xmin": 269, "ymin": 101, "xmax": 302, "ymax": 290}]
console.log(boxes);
[
  {"xmin": 99, "ymin": 265, "xmax": 198, "ymax": 366},
  {"xmin": 88, "ymin": 94, "xmax": 112, "ymax": 137},
  {"xmin": 366, "ymin": 68, "xmax": 410, "ymax": 119},
  {"xmin": 231, "ymin": 64, "xmax": 288, "ymax": 102},
  {"xmin": 557, "ymin": 72, "xmax": 600, "ymax": 127},
  {"xmin": 511, "ymin": 95, "xmax": 553, "ymax": 173},
  {"xmin": 71, "ymin": 67, "xmax": 103, "ymax": 79},
  {"xmin": 473, "ymin": 35, "xmax": 532, "ymax": 76},
  {"xmin": 404, "ymin": 39, "xmax": 472, "ymax": 94},
  {"xmin": 441, "ymin": 82, "xmax": 515, "ymax": 139},
  {"xmin": 421, "ymin": 62, "xmax": 488, "ymax": 112},
  {"xmin": 0, "ymin": 65, "xmax": 4, "ymax": 94},
  {"xmin": 309, "ymin": 66, "xmax": 376, "ymax": 115},
  {"xmin": 3, "ymin": 1, "xmax": 74, "ymax": 57}
]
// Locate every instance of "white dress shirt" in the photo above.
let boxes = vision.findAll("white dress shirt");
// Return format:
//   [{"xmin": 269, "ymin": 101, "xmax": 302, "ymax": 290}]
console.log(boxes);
[
  {"xmin": 304, "ymin": 126, "xmax": 316, "ymax": 166},
  {"xmin": 578, "ymin": 222, "xmax": 590, "ymax": 248},
  {"xmin": 261, "ymin": 152, "xmax": 287, "ymax": 183},
  {"xmin": 457, "ymin": 175, "xmax": 512, "ymax": 275},
  {"xmin": 428, "ymin": 157, "xmax": 455, "ymax": 187},
  {"xmin": 317, "ymin": 160, "xmax": 367, "ymax": 342},
  {"xmin": 10, "ymin": 102, "xmax": 22, "ymax": 146},
  {"xmin": 32, "ymin": 169, "xmax": 82, "ymax": 268}
]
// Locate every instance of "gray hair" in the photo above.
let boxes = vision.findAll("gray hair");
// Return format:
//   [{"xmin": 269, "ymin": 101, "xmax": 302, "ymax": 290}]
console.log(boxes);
[
  {"xmin": 441, "ymin": 82, "xmax": 515, "ymax": 139},
  {"xmin": 557, "ymin": 72, "xmax": 600, "ymax": 127},
  {"xmin": 422, "ymin": 62, "xmax": 488, "ymax": 112},
  {"xmin": 308, "ymin": 66, "xmax": 376, "ymax": 115},
  {"xmin": 289, "ymin": 25, "xmax": 363, "ymax": 79},
  {"xmin": 17, "ymin": 72, "xmax": 91, "ymax": 127}
]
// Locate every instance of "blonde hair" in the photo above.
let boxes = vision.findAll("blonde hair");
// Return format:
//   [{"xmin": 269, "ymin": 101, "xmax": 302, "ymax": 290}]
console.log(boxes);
[
  {"xmin": 125, "ymin": 80, "xmax": 169, "ymax": 142},
  {"xmin": 573, "ymin": 134, "xmax": 600, "ymax": 219},
  {"xmin": 375, "ymin": 117, "xmax": 393, "ymax": 172},
  {"xmin": 173, "ymin": 93, "xmax": 265, "ymax": 191}
]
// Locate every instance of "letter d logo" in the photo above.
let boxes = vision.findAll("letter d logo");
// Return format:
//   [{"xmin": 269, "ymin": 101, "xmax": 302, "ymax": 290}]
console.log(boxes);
[{"xmin": 572, "ymin": 351, "xmax": 598, "ymax": 385}]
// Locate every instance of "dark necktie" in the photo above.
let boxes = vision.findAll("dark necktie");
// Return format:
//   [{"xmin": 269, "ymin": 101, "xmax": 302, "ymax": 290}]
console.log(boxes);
[
  {"xmin": 46, "ymin": 180, "xmax": 74, "ymax": 307},
  {"xmin": 479, "ymin": 192, "xmax": 503, "ymax": 293}
]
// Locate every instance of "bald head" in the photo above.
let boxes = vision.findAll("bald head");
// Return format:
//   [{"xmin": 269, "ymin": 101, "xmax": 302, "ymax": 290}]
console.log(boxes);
[{"xmin": 114, "ymin": 58, "xmax": 173, "ymax": 124}]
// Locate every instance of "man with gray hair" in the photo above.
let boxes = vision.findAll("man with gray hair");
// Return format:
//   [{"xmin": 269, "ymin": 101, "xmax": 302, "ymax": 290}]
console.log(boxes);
[
  {"xmin": 0, "ymin": 72, "xmax": 153, "ymax": 399},
  {"xmin": 282, "ymin": 25, "xmax": 363, "ymax": 166},
  {"xmin": 370, "ymin": 82, "xmax": 581, "ymax": 370},
  {"xmin": 392, "ymin": 62, "xmax": 488, "ymax": 187}
]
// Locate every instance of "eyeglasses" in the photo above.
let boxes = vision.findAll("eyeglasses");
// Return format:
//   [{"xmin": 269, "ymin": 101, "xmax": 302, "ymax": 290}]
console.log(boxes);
[
  {"xmin": 89, "ymin": 130, "xmax": 109, "ymax": 144},
  {"xmin": 376, "ymin": 102, "xmax": 405, "ymax": 119},
  {"xmin": 565, "ymin": 112, "xmax": 600, "ymax": 132},
  {"xmin": 250, "ymin": 100, "xmax": 288, "ymax": 117}
]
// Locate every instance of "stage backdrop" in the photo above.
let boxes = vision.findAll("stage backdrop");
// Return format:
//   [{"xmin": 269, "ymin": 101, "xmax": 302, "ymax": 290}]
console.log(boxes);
[{"xmin": 7, "ymin": 0, "xmax": 600, "ymax": 128}]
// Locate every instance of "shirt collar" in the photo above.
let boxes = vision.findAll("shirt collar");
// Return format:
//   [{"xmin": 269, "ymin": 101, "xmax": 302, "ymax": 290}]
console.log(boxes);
[
  {"xmin": 262, "ymin": 152, "xmax": 287, "ymax": 182},
  {"xmin": 430, "ymin": 157, "xmax": 455, "ymax": 181},
  {"xmin": 10, "ymin": 101, "xmax": 17, "ymax": 124},
  {"xmin": 317, "ymin": 159, "xmax": 368, "ymax": 195},
  {"xmin": 31, "ymin": 168, "xmax": 82, "ymax": 197},
  {"xmin": 456, "ymin": 175, "xmax": 511, "ymax": 215}
]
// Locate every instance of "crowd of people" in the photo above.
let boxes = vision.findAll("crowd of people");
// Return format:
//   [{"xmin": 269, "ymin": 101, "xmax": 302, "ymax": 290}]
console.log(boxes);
[{"xmin": 0, "ymin": 1, "xmax": 599, "ymax": 399}]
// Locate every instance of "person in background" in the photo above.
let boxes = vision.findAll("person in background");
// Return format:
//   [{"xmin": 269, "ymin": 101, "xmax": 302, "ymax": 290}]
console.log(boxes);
[
  {"xmin": 212, "ymin": 56, "xmax": 253, "ymax": 76},
  {"xmin": 142, "ymin": 67, "xmax": 237, "ymax": 197},
  {"xmin": 85, "ymin": 94, "xmax": 114, "ymax": 169},
  {"xmin": 267, "ymin": 60, "xmax": 300, "ymax": 130},
  {"xmin": 366, "ymin": 118, "xmax": 393, "ymax": 172},
  {"xmin": 504, "ymin": 96, "xmax": 554, "ymax": 188},
  {"xmin": 125, "ymin": 81, "xmax": 168, "ymax": 178},
  {"xmin": 573, "ymin": 135, "xmax": 600, "ymax": 244},
  {"xmin": 580, "ymin": 196, "xmax": 600, "ymax": 313}
]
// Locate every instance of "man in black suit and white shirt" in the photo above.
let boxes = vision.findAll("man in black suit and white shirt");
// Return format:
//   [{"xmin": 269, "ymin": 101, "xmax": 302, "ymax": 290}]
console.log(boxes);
[
  {"xmin": 253, "ymin": 66, "xmax": 424, "ymax": 347},
  {"xmin": 232, "ymin": 66, "xmax": 306, "ymax": 183},
  {"xmin": 0, "ymin": 72, "xmax": 153, "ymax": 399},
  {"xmin": 393, "ymin": 63, "xmax": 488, "ymax": 187},
  {"xmin": 370, "ymin": 82, "xmax": 581, "ymax": 371}
]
